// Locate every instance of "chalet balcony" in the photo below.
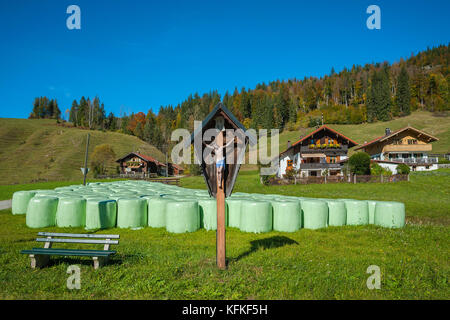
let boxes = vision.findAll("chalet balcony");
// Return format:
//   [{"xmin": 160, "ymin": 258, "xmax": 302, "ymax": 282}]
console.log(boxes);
[
  {"xmin": 300, "ymin": 145, "xmax": 348, "ymax": 154},
  {"xmin": 389, "ymin": 157, "xmax": 438, "ymax": 164},
  {"xmin": 299, "ymin": 162, "xmax": 342, "ymax": 170},
  {"xmin": 383, "ymin": 144, "xmax": 432, "ymax": 153}
]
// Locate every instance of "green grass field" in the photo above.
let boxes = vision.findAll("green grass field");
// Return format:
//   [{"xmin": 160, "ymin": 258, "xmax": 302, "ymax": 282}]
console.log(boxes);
[
  {"xmin": 0, "ymin": 170, "xmax": 448, "ymax": 299},
  {"xmin": 0, "ymin": 118, "xmax": 164, "ymax": 184}
]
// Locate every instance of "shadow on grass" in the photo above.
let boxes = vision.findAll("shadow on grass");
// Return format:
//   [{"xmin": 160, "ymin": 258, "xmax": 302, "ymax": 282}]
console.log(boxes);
[
  {"xmin": 230, "ymin": 236, "xmax": 299, "ymax": 263},
  {"xmin": 47, "ymin": 256, "xmax": 123, "ymax": 268}
]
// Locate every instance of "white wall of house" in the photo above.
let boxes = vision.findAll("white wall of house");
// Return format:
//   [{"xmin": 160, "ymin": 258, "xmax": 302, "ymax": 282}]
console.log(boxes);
[
  {"xmin": 411, "ymin": 163, "xmax": 438, "ymax": 171},
  {"xmin": 278, "ymin": 151, "xmax": 302, "ymax": 177},
  {"xmin": 278, "ymin": 154, "xmax": 290, "ymax": 177},
  {"xmin": 377, "ymin": 162, "xmax": 400, "ymax": 174},
  {"xmin": 377, "ymin": 161, "xmax": 438, "ymax": 173}
]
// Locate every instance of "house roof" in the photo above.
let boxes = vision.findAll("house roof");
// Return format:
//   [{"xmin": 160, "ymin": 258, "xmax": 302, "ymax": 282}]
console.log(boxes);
[
  {"xmin": 354, "ymin": 126, "xmax": 439, "ymax": 151},
  {"xmin": 188, "ymin": 102, "xmax": 257, "ymax": 146},
  {"xmin": 280, "ymin": 125, "xmax": 358, "ymax": 155},
  {"xmin": 116, "ymin": 152, "xmax": 166, "ymax": 167},
  {"xmin": 169, "ymin": 163, "xmax": 184, "ymax": 171}
]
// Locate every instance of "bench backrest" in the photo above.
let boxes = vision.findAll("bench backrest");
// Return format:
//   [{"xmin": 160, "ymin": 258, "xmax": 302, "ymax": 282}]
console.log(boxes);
[{"xmin": 36, "ymin": 232, "xmax": 119, "ymax": 250}]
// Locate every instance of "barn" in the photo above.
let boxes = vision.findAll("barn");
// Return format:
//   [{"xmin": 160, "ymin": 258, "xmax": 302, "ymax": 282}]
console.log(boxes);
[{"xmin": 116, "ymin": 152, "xmax": 166, "ymax": 176}]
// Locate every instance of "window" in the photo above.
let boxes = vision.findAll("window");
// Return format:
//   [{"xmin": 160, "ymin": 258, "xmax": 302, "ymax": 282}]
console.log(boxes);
[
  {"xmin": 408, "ymin": 139, "xmax": 418, "ymax": 145},
  {"xmin": 287, "ymin": 160, "xmax": 293, "ymax": 170},
  {"xmin": 328, "ymin": 156, "xmax": 337, "ymax": 163}
]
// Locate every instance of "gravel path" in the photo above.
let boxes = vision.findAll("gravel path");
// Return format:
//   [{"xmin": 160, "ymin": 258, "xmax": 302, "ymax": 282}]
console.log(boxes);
[{"xmin": 0, "ymin": 200, "xmax": 12, "ymax": 210}]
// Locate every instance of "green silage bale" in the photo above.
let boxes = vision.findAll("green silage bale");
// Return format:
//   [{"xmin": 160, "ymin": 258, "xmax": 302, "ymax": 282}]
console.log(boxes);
[
  {"xmin": 367, "ymin": 200, "xmax": 377, "ymax": 224},
  {"xmin": 117, "ymin": 198, "xmax": 147, "ymax": 228},
  {"xmin": 56, "ymin": 197, "xmax": 86, "ymax": 227},
  {"xmin": 302, "ymin": 200, "xmax": 328, "ymax": 230},
  {"xmin": 374, "ymin": 201, "xmax": 405, "ymax": 228},
  {"xmin": 26, "ymin": 196, "xmax": 58, "ymax": 228},
  {"xmin": 166, "ymin": 200, "xmax": 199, "ymax": 233},
  {"xmin": 326, "ymin": 200, "xmax": 346, "ymax": 226},
  {"xmin": 198, "ymin": 199, "xmax": 218, "ymax": 231},
  {"xmin": 85, "ymin": 199, "xmax": 117, "ymax": 229},
  {"xmin": 12, "ymin": 191, "xmax": 36, "ymax": 214},
  {"xmin": 271, "ymin": 200, "xmax": 301, "ymax": 232},
  {"xmin": 147, "ymin": 197, "xmax": 172, "ymax": 228},
  {"xmin": 239, "ymin": 200, "xmax": 272, "ymax": 233},
  {"xmin": 344, "ymin": 200, "xmax": 369, "ymax": 225},
  {"xmin": 226, "ymin": 198, "xmax": 244, "ymax": 228}
]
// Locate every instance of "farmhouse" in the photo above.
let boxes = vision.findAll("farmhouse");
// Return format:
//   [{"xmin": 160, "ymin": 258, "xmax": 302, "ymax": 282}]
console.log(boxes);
[
  {"xmin": 168, "ymin": 162, "xmax": 184, "ymax": 176},
  {"xmin": 354, "ymin": 126, "xmax": 439, "ymax": 172},
  {"xmin": 116, "ymin": 152, "xmax": 166, "ymax": 176},
  {"xmin": 278, "ymin": 125, "xmax": 358, "ymax": 177}
]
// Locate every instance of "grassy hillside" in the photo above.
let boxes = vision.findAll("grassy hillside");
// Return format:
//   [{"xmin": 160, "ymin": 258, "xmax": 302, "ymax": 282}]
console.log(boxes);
[{"xmin": 0, "ymin": 119, "xmax": 165, "ymax": 185}]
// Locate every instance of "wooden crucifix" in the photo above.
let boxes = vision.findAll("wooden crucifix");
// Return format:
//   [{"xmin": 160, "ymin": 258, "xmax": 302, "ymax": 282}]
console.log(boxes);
[{"xmin": 189, "ymin": 103, "xmax": 255, "ymax": 270}]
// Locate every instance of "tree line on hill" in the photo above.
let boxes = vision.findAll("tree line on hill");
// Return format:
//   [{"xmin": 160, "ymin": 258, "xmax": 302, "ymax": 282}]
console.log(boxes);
[
  {"xmin": 29, "ymin": 97, "xmax": 61, "ymax": 120},
  {"xmin": 32, "ymin": 44, "xmax": 449, "ymax": 153}
]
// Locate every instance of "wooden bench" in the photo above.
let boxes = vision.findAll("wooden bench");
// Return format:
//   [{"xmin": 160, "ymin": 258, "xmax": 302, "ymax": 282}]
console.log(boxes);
[{"xmin": 21, "ymin": 232, "xmax": 120, "ymax": 269}]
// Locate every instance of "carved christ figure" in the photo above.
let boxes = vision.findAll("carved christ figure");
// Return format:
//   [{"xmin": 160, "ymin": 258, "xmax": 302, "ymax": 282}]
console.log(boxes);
[{"xmin": 203, "ymin": 135, "xmax": 235, "ymax": 189}]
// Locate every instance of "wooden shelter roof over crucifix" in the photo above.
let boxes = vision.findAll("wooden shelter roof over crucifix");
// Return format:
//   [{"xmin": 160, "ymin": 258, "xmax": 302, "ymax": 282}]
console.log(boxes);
[{"xmin": 189, "ymin": 102, "xmax": 256, "ymax": 198}]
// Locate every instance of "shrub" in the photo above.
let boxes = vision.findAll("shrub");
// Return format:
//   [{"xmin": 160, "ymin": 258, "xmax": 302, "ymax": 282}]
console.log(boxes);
[
  {"xmin": 370, "ymin": 162, "xmax": 384, "ymax": 175},
  {"xmin": 260, "ymin": 174, "xmax": 270, "ymax": 186},
  {"xmin": 348, "ymin": 152, "xmax": 371, "ymax": 175},
  {"xmin": 90, "ymin": 144, "xmax": 116, "ymax": 177},
  {"xmin": 284, "ymin": 168, "xmax": 296, "ymax": 180},
  {"xmin": 396, "ymin": 163, "xmax": 411, "ymax": 174}
]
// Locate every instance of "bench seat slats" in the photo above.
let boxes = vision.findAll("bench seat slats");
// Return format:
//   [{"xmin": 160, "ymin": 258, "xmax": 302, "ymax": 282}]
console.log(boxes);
[
  {"xmin": 37, "ymin": 232, "xmax": 119, "ymax": 239},
  {"xmin": 21, "ymin": 248, "xmax": 116, "ymax": 257},
  {"xmin": 36, "ymin": 238, "xmax": 119, "ymax": 245},
  {"xmin": 32, "ymin": 248, "xmax": 116, "ymax": 254}
]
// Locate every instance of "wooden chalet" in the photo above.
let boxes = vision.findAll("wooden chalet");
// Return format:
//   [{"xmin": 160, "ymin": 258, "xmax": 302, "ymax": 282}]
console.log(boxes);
[
  {"xmin": 116, "ymin": 152, "xmax": 166, "ymax": 176},
  {"xmin": 278, "ymin": 125, "xmax": 358, "ymax": 177}
]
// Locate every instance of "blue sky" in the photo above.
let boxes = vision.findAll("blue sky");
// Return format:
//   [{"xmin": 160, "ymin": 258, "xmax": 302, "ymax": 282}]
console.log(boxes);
[{"xmin": 0, "ymin": 0, "xmax": 449, "ymax": 118}]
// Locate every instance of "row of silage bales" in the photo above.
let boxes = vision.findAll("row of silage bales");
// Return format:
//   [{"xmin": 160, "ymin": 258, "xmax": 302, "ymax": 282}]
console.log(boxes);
[{"xmin": 16, "ymin": 180, "xmax": 405, "ymax": 231}]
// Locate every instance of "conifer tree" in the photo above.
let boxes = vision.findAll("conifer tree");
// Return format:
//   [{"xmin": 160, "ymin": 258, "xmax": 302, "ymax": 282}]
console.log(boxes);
[{"xmin": 396, "ymin": 66, "xmax": 411, "ymax": 116}]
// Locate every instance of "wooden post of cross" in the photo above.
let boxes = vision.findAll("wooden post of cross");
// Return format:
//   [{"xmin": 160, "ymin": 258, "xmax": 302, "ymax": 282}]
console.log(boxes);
[{"xmin": 216, "ymin": 130, "xmax": 226, "ymax": 270}]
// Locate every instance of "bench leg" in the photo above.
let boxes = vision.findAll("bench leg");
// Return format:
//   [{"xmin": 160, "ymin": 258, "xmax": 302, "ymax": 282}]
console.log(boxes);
[
  {"xmin": 29, "ymin": 254, "xmax": 49, "ymax": 269},
  {"xmin": 92, "ymin": 256, "xmax": 109, "ymax": 269}
]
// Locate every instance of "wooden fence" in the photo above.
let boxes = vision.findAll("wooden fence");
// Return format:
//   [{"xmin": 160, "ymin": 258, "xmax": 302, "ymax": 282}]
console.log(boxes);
[
  {"xmin": 96, "ymin": 174, "xmax": 180, "ymax": 186},
  {"xmin": 268, "ymin": 174, "xmax": 409, "ymax": 185}
]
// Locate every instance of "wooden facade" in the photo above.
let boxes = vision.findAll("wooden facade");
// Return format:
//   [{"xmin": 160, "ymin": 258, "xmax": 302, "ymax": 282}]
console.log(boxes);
[
  {"xmin": 355, "ymin": 126, "xmax": 439, "ymax": 172},
  {"xmin": 116, "ymin": 152, "xmax": 166, "ymax": 176},
  {"xmin": 278, "ymin": 125, "xmax": 358, "ymax": 177},
  {"xmin": 167, "ymin": 163, "xmax": 184, "ymax": 176}
]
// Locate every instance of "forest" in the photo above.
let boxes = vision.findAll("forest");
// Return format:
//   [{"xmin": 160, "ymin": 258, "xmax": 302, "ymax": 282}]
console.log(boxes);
[{"xmin": 31, "ymin": 44, "xmax": 449, "ymax": 152}]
